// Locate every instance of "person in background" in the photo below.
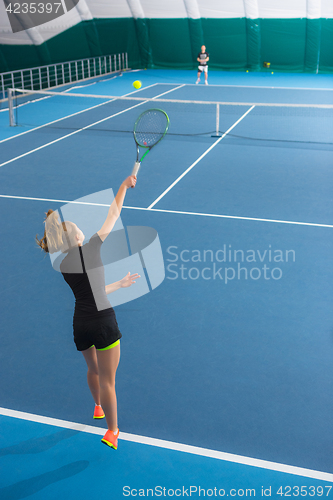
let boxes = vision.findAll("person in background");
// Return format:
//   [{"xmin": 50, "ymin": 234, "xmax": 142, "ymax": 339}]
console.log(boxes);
[{"xmin": 196, "ymin": 45, "xmax": 209, "ymax": 85}]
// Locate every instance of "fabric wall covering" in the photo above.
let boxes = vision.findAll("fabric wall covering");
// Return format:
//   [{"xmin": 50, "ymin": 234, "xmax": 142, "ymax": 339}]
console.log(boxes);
[{"xmin": 0, "ymin": 0, "xmax": 332, "ymax": 73}]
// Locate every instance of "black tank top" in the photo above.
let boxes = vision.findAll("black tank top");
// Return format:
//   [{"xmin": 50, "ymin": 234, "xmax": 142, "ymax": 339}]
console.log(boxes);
[{"xmin": 60, "ymin": 233, "xmax": 113, "ymax": 319}]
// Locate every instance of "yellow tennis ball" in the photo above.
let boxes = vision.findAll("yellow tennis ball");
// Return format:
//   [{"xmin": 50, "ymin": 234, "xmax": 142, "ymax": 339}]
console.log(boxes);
[
  {"xmin": 133, "ymin": 80, "xmax": 142, "ymax": 89},
  {"xmin": 246, "ymin": 70, "xmax": 249, "ymax": 72},
  {"xmin": 271, "ymin": 72, "xmax": 274, "ymax": 74}
]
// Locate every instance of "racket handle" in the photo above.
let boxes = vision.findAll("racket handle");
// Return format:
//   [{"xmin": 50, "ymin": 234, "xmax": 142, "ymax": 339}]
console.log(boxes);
[{"xmin": 132, "ymin": 161, "xmax": 141, "ymax": 177}]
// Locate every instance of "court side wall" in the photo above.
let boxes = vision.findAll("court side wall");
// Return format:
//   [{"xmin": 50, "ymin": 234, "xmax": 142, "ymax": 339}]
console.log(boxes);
[{"xmin": 1, "ymin": 17, "xmax": 333, "ymax": 74}]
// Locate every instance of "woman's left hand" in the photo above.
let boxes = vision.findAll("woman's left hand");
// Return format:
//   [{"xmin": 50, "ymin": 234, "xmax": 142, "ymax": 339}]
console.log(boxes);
[{"xmin": 120, "ymin": 272, "xmax": 141, "ymax": 288}]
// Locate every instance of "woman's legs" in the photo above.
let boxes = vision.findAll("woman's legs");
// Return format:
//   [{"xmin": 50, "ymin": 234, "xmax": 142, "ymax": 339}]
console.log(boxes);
[
  {"xmin": 82, "ymin": 346, "xmax": 101, "ymax": 405},
  {"xmin": 96, "ymin": 343, "xmax": 120, "ymax": 432},
  {"xmin": 82, "ymin": 343, "xmax": 120, "ymax": 432}
]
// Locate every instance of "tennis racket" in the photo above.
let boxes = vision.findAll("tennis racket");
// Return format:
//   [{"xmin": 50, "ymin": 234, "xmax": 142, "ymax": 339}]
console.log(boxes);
[{"xmin": 132, "ymin": 109, "xmax": 169, "ymax": 177}]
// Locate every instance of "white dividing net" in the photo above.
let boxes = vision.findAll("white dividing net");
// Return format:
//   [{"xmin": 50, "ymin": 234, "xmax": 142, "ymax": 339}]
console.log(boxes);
[{"xmin": 7, "ymin": 87, "xmax": 333, "ymax": 148}]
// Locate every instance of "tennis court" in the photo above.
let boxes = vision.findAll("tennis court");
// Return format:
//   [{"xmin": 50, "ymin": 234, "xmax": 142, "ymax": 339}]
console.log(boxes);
[{"xmin": 1, "ymin": 68, "xmax": 333, "ymax": 498}]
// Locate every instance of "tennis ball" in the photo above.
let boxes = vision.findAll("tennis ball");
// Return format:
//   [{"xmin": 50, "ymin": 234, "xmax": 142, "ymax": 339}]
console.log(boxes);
[
  {"xmin": 246, "ymin": 70, "xmax": 249, "ymax": 73},
  {"xmin": 271, "ymin": 72, "xmax": 274, "ymax": 74},
  {"xmin": 133, "ymin": 80, "xmax": 142, "ymax": 89}
]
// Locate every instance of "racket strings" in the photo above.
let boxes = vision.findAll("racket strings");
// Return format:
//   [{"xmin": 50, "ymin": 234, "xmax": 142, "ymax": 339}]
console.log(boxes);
[{"xmin": 134, "ymin": 110, "xmax": 168, "ymax": 147}]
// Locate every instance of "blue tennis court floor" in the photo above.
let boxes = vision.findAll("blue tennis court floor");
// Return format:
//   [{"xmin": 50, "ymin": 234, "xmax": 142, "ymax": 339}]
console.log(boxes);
[
  {"xmin": 1, "ymin": 410, "xmax": 333, "ymax": 500},
  {"xmin": 1, "ymin": 69, "xmax": 333, "ymax": 498}
]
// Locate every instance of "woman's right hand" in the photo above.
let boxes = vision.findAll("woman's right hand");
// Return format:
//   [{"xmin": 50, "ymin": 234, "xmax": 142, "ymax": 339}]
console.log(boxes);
[{"xmin": 123, "ymin": 175, "xmax": 137, "ymax": 189}]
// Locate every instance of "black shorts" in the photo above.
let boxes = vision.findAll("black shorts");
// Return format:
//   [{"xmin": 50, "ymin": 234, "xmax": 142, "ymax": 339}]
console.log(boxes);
[{"xmin": 73, "ymin": 309, "xmax": 122, "ymax": 352}]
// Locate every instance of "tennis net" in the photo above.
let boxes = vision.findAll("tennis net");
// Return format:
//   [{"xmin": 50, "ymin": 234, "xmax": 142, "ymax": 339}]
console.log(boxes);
[{"xmin": 7, "ymin": 87, "xmax": 333, "ymax": 148}]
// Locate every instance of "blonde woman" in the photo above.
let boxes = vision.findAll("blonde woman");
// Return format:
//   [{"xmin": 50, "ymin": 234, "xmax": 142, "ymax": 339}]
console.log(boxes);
[{"xmin": 36, "ymin": 176, "xmax": 138, "ymax": 450}]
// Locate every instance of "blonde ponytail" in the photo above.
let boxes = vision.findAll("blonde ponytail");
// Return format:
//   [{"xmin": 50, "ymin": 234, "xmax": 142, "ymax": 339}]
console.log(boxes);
[{"xmin": 36, "ymin": 210, "xmax": 76, "ymax": 254}]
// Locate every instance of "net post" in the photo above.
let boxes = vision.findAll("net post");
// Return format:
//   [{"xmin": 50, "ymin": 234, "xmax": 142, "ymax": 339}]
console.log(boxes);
[
  {"xmin": 1, "ymin": 74, "xmax": 4, "ymax": 100},
  {"xmin": 216, "ymin": 103, "xmax": 219, "ymax": 135},
  {"xmin": 211, "ymin": 103, "xmax": 221, "ymax": 137},
  {"xmin": 8, "ymin": 88, "xmax": 15, "ymax": 127}
]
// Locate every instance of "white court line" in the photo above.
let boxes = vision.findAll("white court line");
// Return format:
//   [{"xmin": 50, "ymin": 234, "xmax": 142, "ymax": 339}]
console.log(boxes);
[
  {"xmin": 0, "ymin": 194, "xmax": 112, "ymax": 206},
  {"xmin": 152, "ymin": 83, "xmax": 185, "ymax": 98},
  {"xmin": 0, "ymin": 86, "xmax": 182, "ymax": 169},
  {"xmin": 0, "ymin": 83, "xmax": 160, "ymax": 144},
  {"xmin": 0, "ymin": 105, "xmax": 143, "ymax": 168},
  {"xmin": 147, "ymin": 106, "xmax": 255, "ymax": 210},
  {"xmin": 0, "ymin": 194, "xmax": 332, "ymax": 228},
  {"xmin": 0, "ymin": 407, "xmax": 332, "ymax": 482},
  {"xmin": 156, "ymin": 82, "xmax": 333, "ymax": 92},
  {"xmin": 125, "ymin": 206, "xmax": 333, "ymax": 229}
]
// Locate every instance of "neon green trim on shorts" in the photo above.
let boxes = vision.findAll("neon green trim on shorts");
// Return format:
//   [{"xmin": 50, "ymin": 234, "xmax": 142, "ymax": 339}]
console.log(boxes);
[{"xmin": 97, "ymin": 339, "xmax": 120, "ymax": 351}]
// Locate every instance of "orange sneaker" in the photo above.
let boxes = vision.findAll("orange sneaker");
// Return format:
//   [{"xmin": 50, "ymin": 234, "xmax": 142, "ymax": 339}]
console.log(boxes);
[
  {"xmin": 101, "ymin": 429, "xmax": 119, "ymax": 450},
  {"xmin": 93, "ymin": 405, "xmax": 105, "ymax": 419}
]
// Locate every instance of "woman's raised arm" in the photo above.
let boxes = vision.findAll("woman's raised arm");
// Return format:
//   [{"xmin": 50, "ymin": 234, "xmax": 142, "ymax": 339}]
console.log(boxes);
[{"xmin": 97, "ymin": 175, "xmax": 136, "ymax": 242}]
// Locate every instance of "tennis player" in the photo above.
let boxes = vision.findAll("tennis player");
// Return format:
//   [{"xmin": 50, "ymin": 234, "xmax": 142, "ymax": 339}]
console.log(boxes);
[
  {"xmin": 196, "ymin": 45, "xmax": 209, "ymax": 85},
  {"xmin": 36, "ymin": 175, "xmax": 138, "ymax": 450}
]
